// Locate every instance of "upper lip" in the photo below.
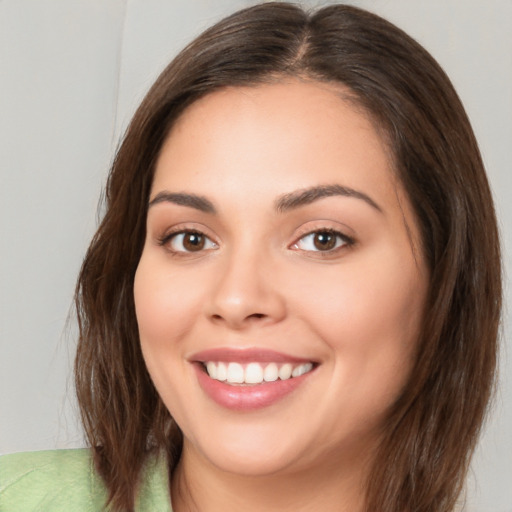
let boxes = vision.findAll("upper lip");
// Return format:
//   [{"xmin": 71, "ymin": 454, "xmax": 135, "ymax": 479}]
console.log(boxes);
[{"xmin": 189, "ymin": 348, "xmax": 317, "ymax": 364}]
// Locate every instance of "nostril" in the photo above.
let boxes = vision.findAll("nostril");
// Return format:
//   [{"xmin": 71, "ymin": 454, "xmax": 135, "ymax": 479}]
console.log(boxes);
[{"xmin": 209, "ymin": 312, "xmax": 266, "ymax": 325}]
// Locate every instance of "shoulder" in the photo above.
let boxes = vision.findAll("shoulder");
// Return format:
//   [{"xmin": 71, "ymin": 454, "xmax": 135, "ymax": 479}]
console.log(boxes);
[
  {"xmin": 0, "ymin": 448, "xmax": 173, "ymax": 511},
  {"xmin": 0, "ymin": 448, "xmax": 108, "ymax": 511}
]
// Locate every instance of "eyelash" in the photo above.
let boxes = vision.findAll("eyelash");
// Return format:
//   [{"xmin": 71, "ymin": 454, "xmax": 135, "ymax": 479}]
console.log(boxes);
[
  {"xmin": 157, "ymin": 229, "xmax": 217, "ymax": 255},
  {"xmin": 291, "ymin": 229, "xmax": 355, "ymax": 255},
  {"xmin": 157, "ymin": 228, "xmax": 355, "ymax": 256}
]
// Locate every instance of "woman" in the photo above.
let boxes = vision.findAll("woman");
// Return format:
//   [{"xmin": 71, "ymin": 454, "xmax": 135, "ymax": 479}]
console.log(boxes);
[{"xmin": 0, "ymin": 3, "xmax": 501, "ymax": 512}]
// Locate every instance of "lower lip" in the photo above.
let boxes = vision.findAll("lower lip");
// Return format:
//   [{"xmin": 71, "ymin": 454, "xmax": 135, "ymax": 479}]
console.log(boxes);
[{"xmin": 194, "ymin": 364, "xmax": 314, "ymax": 411}]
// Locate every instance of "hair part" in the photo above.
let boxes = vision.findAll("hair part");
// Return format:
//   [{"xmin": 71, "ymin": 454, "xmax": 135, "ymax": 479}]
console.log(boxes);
[{"xmin": 75, "ymin": 3, "xmax": 501, "ymax": 511}]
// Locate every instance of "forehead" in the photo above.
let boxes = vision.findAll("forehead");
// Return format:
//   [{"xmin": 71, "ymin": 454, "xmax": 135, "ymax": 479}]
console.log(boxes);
[{"xmin": 153, "ymin": 81, "xmax": 398, "ymax": 202}]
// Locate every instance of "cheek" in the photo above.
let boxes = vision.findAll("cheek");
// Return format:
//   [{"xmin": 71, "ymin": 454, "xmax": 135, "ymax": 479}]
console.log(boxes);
[
  {"xmin": 133, "ymin": 256, "xmax": 202, "ymax": 346},
  {"xmin": 133, "ymin": 254, "xmax": 203, "ymax": 416},
  {"xmin": 291, "ymin": 247, "xmax": 426, "ymax": 396},
  {"xmin": 301, "ymin": 266, "xmax": 422, "ymax": 340}
]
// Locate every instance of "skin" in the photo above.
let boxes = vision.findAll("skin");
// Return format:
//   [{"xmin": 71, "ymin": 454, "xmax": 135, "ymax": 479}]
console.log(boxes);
[{"xmin": 134, "ymin": 80, "xmax": 429, "ymax": 512}]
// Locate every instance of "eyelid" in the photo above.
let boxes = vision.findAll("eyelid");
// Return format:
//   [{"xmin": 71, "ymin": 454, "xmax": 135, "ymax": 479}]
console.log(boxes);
[
  {"xmin": 157, "ymin": 224, "xmax": 219, "ymax": 254},
  {"xmin": 289, "ymin": 225, "xmax": 355, "ymax": 256}
]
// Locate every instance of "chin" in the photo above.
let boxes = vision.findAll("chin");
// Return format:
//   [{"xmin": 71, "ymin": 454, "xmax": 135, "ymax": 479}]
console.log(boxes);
[
  {"xmin": 200, "ymin": 441, "xmax": 302, "ymax": 477},
  {"xmin": 182, "ymin": 418, "xmax": 316, "ymax": 477}
]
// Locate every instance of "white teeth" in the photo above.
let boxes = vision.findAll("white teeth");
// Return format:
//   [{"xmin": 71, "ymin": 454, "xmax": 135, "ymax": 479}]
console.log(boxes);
[
  {"xmin": 245, "ymin": 362, "xmax": 264, "ymax": 384},
  {"xmin": 204, "ymin": 361, "xmax": 314, "ymax": 385},
  {"xmin": 291, "ymin": 362, "xmax": 313, "ymax": 378},
  {"xmin": 279, "ymin": 363, "xmax": 292, "ymax": 380},
  {"xmin": 226, "ymin": 362, "xmax": 244, "ymax": 383},
  {"xmin": 217, "ymin": 362, "xmax": 227, "ymax": 381},
  {"xmin": 206, "ymin": 361, "xmax": 217, "ymax": 380},
  {"xmin": 263, "ymin": 362, "xmax": 278, "ymax": 382}
]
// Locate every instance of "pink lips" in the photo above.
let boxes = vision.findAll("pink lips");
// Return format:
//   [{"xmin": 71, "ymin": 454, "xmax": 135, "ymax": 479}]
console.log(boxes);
[
  {"xmin": 190, "ymin": 348, "xmax": 317, "ymax": 411},
  {"xmin": 191, "ymin": 348, "xmax": 313, "ymax": 364}
]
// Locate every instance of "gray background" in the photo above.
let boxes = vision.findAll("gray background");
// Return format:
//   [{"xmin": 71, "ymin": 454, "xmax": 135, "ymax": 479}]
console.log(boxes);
[{"xmin": 1, "ymin": 1, "xmax": 510, "ymax": 510}]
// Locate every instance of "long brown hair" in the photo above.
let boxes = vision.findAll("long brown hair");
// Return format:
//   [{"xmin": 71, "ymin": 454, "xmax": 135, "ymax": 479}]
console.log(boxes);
[{"xmin": 75, "ymin": 3, "xmax": 501, "ymax": 511}]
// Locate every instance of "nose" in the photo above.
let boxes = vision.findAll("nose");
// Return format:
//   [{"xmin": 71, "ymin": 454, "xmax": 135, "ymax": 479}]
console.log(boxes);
[{"xmin": 204, "ymin": 248, "xmax": 287, "ymax": 329}]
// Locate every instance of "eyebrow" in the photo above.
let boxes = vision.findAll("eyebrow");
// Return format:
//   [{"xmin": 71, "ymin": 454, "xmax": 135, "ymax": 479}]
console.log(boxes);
[
  {"xmin": 148, "ymin": 192, "xmax": 216, "ymax": 213},
  {"xmin": 148, "ymin": 184, "xmax": 381, "ymax": 215},
  {"xmin": 275, "ymin": 184, "xmax": 382, "ymax": 213}
]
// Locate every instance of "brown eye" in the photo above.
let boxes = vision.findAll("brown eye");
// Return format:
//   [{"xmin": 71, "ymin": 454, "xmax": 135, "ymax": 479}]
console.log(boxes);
[
  {"xmin": 182, "ymin": 232, "xmax": 205, "ymax": 251},
  {"xmin": 293, "ymin": 229, "xmax": 351, "ymax": 253},
  {"xmin": 313, "ymin": 231, "xmax": 337, "ymax": 251},
  {"xmin": 167, "ymin": 231, "xmax": 217, "ymax": 253}
]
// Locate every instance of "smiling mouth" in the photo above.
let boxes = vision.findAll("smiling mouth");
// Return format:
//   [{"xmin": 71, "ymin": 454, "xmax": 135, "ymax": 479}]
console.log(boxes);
[
  {"xmin": 201, "ymin": 361, "xmax": 315, "ymax": 386},
  {"xmin": 192, "ymin": 351, "xmax": 318, "ymax": 410}
]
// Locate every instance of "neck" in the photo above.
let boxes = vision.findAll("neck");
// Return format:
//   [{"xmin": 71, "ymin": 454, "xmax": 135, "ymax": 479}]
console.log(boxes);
[{"xmin": 171, "ymin": 443, "xmax": 370, "ymax": 512}]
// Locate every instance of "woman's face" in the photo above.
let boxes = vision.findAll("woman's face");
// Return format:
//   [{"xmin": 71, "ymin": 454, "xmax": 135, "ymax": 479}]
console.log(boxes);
[{"xmin": 134, "ymin": 81, "xmax": 428, "ymax": 477}]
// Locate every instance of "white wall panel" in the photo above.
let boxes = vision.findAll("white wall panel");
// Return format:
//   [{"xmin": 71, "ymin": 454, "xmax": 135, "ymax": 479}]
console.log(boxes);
[
  {"xmin": 114, "ymin": 0, "xmax": 256, "ymax": 139},
  {"xmin": 0, "ymin": 0, "xmax": 127, "ymax": 452}
]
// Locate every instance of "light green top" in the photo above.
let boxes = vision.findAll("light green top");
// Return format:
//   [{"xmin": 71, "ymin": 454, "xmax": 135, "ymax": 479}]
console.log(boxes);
[{"xmin": 0, "ymin": 448, "xmax": 173, "ymax": 511}]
